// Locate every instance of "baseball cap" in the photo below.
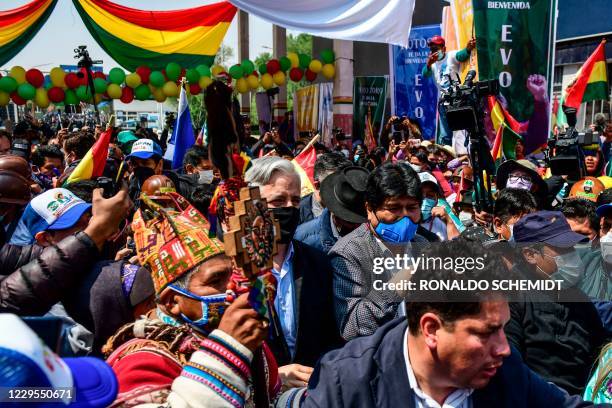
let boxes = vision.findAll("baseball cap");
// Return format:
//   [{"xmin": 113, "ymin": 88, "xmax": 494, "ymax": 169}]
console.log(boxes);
[
  {"xmin": 0, "ymin": 314, "xmax": 118, "ymax": 407},
  {"xmin": 127, "ymin": 139, "xmax": 162, "ymax": 160},
  {"xmin": 10, "ymin": 138, "xmax": 31, "ymax": 160},
  {"xmin": 117, "ymin": 130, "xmax": 138, "ymax": 145},
  {"xmin": 428, "ymin": 35, "xmax": 445, "ymax": 47},
  {"xmin": 20, "ymin": 188, "xmax": 92, "ymax": 238},
  {"xmin": 513, "ymin": 210, "xmax": 588, "ymax": 247}
]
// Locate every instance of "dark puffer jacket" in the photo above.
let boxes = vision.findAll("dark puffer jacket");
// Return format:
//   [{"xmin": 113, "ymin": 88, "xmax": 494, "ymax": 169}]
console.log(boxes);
[
  {"xmin": 0, "ymin": 232, "xmax": 99, "ymax": 315},
  {"xmin": 0, "ymin": 243, "xmax": 44, "ymax": 274}
]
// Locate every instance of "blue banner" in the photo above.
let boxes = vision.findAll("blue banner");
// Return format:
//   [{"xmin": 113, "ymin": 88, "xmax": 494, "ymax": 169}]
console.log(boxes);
[{"xmin": 392, "ymin": 24, "xmax": 440, "ymax": 140}]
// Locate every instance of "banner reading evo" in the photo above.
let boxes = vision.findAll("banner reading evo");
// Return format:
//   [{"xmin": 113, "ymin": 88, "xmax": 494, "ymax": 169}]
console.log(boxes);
[
  {"xmin": 391, "ymin": 24, "xmax": 440, "ymax": 140},
  {"xmin": 353, "ymin": 76, "xmax": 388, "ymax": 143},
  {"xmin": 473, "ymin": 0, "xmax": 556, "ymax": 154}
]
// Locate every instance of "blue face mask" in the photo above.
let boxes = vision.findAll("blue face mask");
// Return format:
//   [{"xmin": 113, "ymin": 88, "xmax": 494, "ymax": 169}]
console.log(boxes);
[
  {"xmin": 375, "ymin": 216, "xmax": 418, "ymax": 243},
  {"xmin": 421, "ymin": 198, "xmax": 437, "ymax": 221},
  {"xmin": 167, "ymin": 285, "xmax": 230, "ymax": 333}
]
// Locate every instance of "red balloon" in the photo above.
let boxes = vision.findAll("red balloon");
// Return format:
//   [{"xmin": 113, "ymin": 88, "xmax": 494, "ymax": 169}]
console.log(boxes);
[
  {"xmin": 266, "ymin": 59, "xmax": 281, "ymax": 75},
  {"xmin": 252, "ymin": 70, "xmax": 259, "ymax": 78},
  {"xmin": 136, "ymin": 66, "xmax": 151, "ymax": 84},
  {"xmin": 25, "ymin": 69, "xmax": 44, "ymax": 88},
  {"xmin": 305, "ymin": 69, "xmax": 317, "ymax": 82},
  {"xmin": 289, "ymin": 68, "xmax": 303, "ymax": 82},
  {"xmin": 93, "ymin": 71, "xmax": 106, "ymax": 80},
  {"xmin": 47, "ymin": 87, "xmax": 65, "ymax": 103},
  {"xmin": 180, "ymin": 68, "xmax": 186, "ymax": 80},
  {"xmin": 65, "ymin": 73, "xmax": 79, "ymax": 89},
  {"xmin": 189, "ymin": 83, "xmax": 202, "ymax": 95},
  {"xmin": 120, "ymin": 86, "xmax": 134, "ymax": 103},
  {"xmin": 10, "ymin": 92, "xmax": 26, "ymax": 105}
]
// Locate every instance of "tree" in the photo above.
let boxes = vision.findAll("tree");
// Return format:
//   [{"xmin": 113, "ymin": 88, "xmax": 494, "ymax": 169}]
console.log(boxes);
[
  {"xmin": 254, "ymin": 52, "xmax": 272, "ymax": 69},
  {"xmin": 215, "ymin": 44, "xmax": 234, "ymax": 66}
]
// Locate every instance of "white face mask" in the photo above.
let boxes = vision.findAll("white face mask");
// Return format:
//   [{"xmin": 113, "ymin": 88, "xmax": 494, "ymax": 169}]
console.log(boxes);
[
  {"xmin": 458, "ymin": 211, "xmax": 473, "ymax": 226},
  {"xmin": 198, "ymin": 169, "xmax": 215, "ymax": 184},
  {"xmin": 549, "ymin": 249, "xmax": 584, "ymax": 288},
  {"xmin": 600, "ymin": 231, "xmax": 612, "ymax": 264},
  {"xmin": 410, "ymin": 163, "xmax": 422, "ymax": 172}
]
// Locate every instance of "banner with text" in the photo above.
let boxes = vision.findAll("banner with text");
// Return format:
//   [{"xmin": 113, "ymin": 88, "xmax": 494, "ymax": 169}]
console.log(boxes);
[
  {"xmin": 353, "ymin": 76, "xmax": 388, "ymax": 143},
  {"xmin": 473, "ymin": 0, "xmax": 556, "ymax": 154},
  {"xmin": 318, "ymin": 83, "xmax": 334, "ymax": 147},
  {"xmin": 392, "ymin": 25, "xmax": 440, "ymax": 140},
  {"xmin": 294, "ymin": 84, "xmax": 320, "ymax": 135}
]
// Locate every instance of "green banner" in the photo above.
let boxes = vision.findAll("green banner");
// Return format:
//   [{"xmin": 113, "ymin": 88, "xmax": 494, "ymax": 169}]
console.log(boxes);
[
  {"xmin": 353, "ymin": 76, "xmax": 388, "ymax": 142},
  {"xmin": 473, "ymin": 0, "xmax": 556, "ymax": 152}
]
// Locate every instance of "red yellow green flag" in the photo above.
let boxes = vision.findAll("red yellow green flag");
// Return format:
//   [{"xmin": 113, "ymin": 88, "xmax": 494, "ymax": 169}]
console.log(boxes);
[
  {"xmin": 292, "ymin": 143, "xmax": 317, "ymax": 198},
  {"xmin": 564, "ymin": 40, "xmax": 608, "ymax": 109},
  {"xmin": 488, "ymin": 96, "xmax": 523, "ymax": 165},
  {"xmin": 65, "ymin": 128, "xmax": 112, "ymax": 184}
]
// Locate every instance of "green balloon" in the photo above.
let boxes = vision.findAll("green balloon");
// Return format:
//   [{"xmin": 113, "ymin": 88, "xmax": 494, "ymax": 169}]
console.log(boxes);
[
  {"xmin": 76, "ymin": 85, "xmax": 92, "ymax": 102},
  {"xmin": 135, "ymin": 84, "xmax": 150, "ymax": 101},
  {"xmin": 196, "ymin": 64, "xmax": 211, "ymax": 78},
  {"xmin": 228, "ymin": 64, "xmax": 244, "ymax": 79},
  {"xmin": 17, "ymin": 83, "xmax": 36, "ymax": 100},
  {"xmin": 321, "ymin": 49, "xmax": 335, "ymax": 64},
  {"xmin": 93, "ymin": 78, "xmax": 107, "ymax": 94},
  {"xmin": 241, "ymin": 59, "xmax": 255, "ymax": 74},
  {"xmin": 279, "ymin": 57, "xmax": 292, "ymax": 72},
  {"xmin": 108, "ymin": 68, "xmax": 125, "ymax": 85},
  {"xmin": 64, "ymin": 89, "xmax": 78, "ymax": 105},
  {"xmin": 166, "ymin": 62, "xmax": 181, "ymax": 81},
  {"xmin": 298, "ymin": 54, "xmax": 311, "ymax": 70},
  {"xmin": 0, "ymin": 76, "xmax": 18, "ymax": 93},
  {"xmin": 186, "ymin": 69, "xmax": 200, "ymax": 84},
  {"xmin": 258, "ymin": 63, "xmax": 267, "ymax": 75},
  {"xmin": 149, "ymin": 71, "xmax": 165, "ymax": 87}
]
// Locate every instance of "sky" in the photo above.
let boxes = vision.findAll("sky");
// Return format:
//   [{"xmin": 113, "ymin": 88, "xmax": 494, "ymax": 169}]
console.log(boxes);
[{"xmin": 2, "ymin": 0, "xmax": 279, "ymax": 71}]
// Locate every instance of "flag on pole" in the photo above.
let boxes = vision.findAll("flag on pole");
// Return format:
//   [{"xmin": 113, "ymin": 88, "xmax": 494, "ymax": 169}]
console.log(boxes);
[
  {"xmin": 172, "ymin": 83, "xmax": 195, "ymax": 170},
  {"xmin": 564, "ymin": 39, "xmax": 608, "ymax": 110},
  {"xmin": 64, "ymin": 127, "xmax": 112, "ymax": 184},
  {"xmin": 364, "ymin": 106, "xmax": 377, "ymax": 152},
  {"xmin": 292, "ymin": 139, "xmax": 317, "ymax": 197},
  {"xmin": 488, "ymin": 96, "xmax": 522, "ymax": 166}
]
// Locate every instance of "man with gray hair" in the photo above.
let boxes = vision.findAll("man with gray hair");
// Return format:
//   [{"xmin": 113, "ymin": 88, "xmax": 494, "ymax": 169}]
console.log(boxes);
[{"xmin": 245, "ymin": 156, "xmax": 343, "ymax": 388}]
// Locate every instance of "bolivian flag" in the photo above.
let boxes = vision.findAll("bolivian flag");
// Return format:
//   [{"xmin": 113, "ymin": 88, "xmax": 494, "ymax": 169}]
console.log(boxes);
[
  {"xmin": 65, "ymin": 128, "xmax": 112, "ymax": 185},
  {"xmin": 564, "ymin": 39, "xmax": 608, "ymax": 110},
  {"xmin": 292, "ymin": 143, "xmax": 317, "ymax": 198},
  {"xmin": 72, "ymin": 0, "xmax": 236, "ymax": 71},
  {"xmin": 488, "ymin": 96, "xmax": 523, "ymax": 166},
  {"xmin": 0, "ymin": 0, "xmax": 58, "ymax": 67}
]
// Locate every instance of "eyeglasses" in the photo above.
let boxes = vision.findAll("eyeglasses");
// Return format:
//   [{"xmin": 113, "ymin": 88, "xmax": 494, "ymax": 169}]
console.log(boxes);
[{"xmin": 508, "ymin": 174, "xmax": 531, "ymax": 183}]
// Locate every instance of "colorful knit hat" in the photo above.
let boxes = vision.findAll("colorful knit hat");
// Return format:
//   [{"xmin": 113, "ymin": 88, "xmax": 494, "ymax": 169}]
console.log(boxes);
[{"xmin": 132, "ymin": 192, "xmax": 225, "ymax": 294}]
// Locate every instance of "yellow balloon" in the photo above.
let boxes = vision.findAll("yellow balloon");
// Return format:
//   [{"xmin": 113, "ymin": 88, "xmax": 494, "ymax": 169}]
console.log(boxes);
[
  {"xmin": 49, "ymin": 67, "xmax": 66, "ymax": 88},
  {"xmin": 287, "ymin": 52, "xmax": 299, "ymax": 68},
  {"xmin": 34, "ymin": 88, "xmax": 50, "ymax": 108},
  {"xmin": 211, "ymin": 65, "xmax": 225, "ymax": 76},
  {"xmin": 235, "ymin": 77, "xmax": 249, "ymax": 94},
  {"xmin": 322, "ymin": 64, "xmax": 336, "ymax": 80},
  {"xmin": 0, "ymin": 92, "xmax": 9, "ymax": 106},
  {"xmin": 107, "ymin": 83, "xmax": 122, "ymax": 99},
  {"xmin": 260, "ymin": 73, "xmax": 274, "ymax": 90},
  {"xmin": 125, "ymin": 73, "xmax": 142, "ymax": 88},
  {"xmin": 152, "ymin": 87, "xmax": 166, "ymax": 102},
  {"xmin": 94, "ymin": 94, "xmax": 103, "ymax": 105},
  {"xmin": 273, "ymin": 71, "xmax": 286, "ymax": 86},
  {"xmin": 162, "ymin": 81, "xmax": 179, "ymax": 97},
  {"xmin": 247, "ymin": 74, "xmax": 259, "ymax": 90},
  {"xmin": 9, "ymin": 66, "xmax": 26, "ymax": 84},
  {"xmin": 199, "ymin": 76, "xmax": 213, "ymax": 89},
  {"xmin": 309, "ymin": 60, "xmax": 323, "ymax": 74}
]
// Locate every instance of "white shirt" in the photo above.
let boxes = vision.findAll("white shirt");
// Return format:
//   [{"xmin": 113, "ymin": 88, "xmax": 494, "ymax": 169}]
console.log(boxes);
[
  {"xmin": 272, "ymin": 243, "xmax": 297, "ymax": 358},
  {"xmin": 420, "ymin": 217, "xmax": 448, "ymax": 241},
  {"xmin": 430, "ymin": 50, "xmax": 462, "ymax": 93},
  {"xmin": 403, "ymin": 328, "xmax": 473, "ymax": 408}
]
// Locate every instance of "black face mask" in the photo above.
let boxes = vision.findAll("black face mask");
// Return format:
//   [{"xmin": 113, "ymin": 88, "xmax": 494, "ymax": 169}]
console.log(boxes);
[
  {"xmin": 129, "ymin": 166, "xmax": 156, "ymax": 202},
  {"xmin": 270, "ymin": 207, "xmax": 300, "ymax": 244}
]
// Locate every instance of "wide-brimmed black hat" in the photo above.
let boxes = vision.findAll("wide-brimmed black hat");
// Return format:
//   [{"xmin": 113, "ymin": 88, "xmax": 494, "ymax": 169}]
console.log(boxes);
[
  {"xmin": 496, "ymin": 159, "xmax": 547, "ymax": 194},
  {"xmin": 320, "ymin": 166, "xmax": 369, "ymax": 224}
]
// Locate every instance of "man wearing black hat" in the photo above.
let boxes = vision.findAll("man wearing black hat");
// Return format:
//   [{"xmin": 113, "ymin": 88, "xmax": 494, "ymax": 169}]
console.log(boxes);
[{"xmin": 294, "ymin": 166, "xmax": 369, "ymax": 254}]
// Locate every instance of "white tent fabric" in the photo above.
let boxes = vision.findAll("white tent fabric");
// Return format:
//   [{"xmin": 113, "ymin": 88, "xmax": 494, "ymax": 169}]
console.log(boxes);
[{"xmin": 229, "ymin": 0, "xmax": 415, "ymax": 47}]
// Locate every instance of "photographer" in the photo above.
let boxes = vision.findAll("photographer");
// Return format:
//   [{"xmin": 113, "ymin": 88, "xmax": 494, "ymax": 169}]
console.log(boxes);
[{"xmin": 249, "ymin": 123, "xmax": 292, "ymax": 158}]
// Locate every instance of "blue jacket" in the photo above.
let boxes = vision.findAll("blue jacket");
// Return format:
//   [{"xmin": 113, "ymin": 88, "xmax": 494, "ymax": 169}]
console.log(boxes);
[
  {"xmin": 294, "ymin": 208, "xmax": 337, "ymax": 254},
  {"xmin": 303, "ymin": 318, "xmax": 598, "ymax": 408}
]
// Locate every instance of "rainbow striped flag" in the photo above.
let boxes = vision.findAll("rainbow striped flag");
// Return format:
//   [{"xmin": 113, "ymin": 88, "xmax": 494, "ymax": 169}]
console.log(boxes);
[
  {"xmin": 564, "ymin": 40, "xmax": 609, "ymax": 110},
  {"xmin": 72, "ymin": 0, "xmax": 236, "ymax": 71},
  {"xmin": 0, "ymin": 0, "xmax": 58, "ymax": 67},
  {"xmin": 65, "ymin": 128, "xmax": 112, "ymax": 185}
]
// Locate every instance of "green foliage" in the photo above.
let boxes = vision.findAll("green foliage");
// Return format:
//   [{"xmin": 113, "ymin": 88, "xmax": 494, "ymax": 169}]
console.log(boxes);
[{"xmin": 215, "ymin": 44, "xmax": 234, "ymax": 66}]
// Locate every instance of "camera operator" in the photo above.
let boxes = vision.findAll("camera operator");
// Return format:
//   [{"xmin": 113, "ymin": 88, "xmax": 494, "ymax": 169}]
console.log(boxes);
[{"xmin": 249, "ymin": 123, "xmax": 292, "ymax": 158}]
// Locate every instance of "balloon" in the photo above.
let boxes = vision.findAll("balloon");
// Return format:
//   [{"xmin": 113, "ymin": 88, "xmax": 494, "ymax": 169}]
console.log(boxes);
[
  {"xmin": 125, "ymin": 73, "xmax": 142, "ymax": 88},
  {"xmin": 287, "ymin": 52, "xmax": 299, "ymax": 68},
  {"xmin": 321, "ymin": 49, "xmax": 335, "ymax": 64},
  {"xmin": 93, "ymin": 77, "xmax": 107, "ymax": 94},
  {"xmin": 64, "ymin": 73, "xmax": 80, "ymax": 89},
  {"xmin": 186, "ymin": 68, "xmax": 200, "ymax": 84},
  {"xmin": 258, "ymin": 63, "xmax": 267, "ymax": 75},
  {"xmin": 47, "ymin": 87, "xmax": 65, "ymax": 103},
  {"xmin": 280, "ymin": 57, "xmax": 292, "ymax": 72},
  {"xmin": 289, "ymin": 68, "xmax": 303, "ymax": 82},
  {"xmin": 93, "ymin": 71, "xmax": 106, "ymax": 80},
  {"xmin": 199, "ymin": 76, "xmax": 213, "ymax": 90},
  {"xmin": 94, "ymin": 94, "xmax": 104, "ymax": 105},
  {"xmin": 322, "ymin": 64, "xmax": 335, "ymax": 80},
  {"xmin": 273, "ymin": 71, "xmax": 286, "ymax": 86},
  {"xmin": 136, "ymin": 66, "xmax": 151, "ymax": 84},
  {"xmin": 120, "ymin": 86, "xmax": 134, "ymax": 103},
  {"xmin": 229, "ymin": 64, "xmax": 244, "ymax": 79},
  {"xmin": 298, "ymin": 54, "xmax": 311, "ymax": 70},
  {"xmin": 305, "ymin": 69, "xmax": 317, "ymax": 82},
  {"xmin": 235, "ymin": 77, "xmax": 248, "ymax": 93},
  {"xmin": 25, "ymin": 69, "xmax": 44, "ymax": 88},
  {"xmin": 260, "ymin": 73, "xmax": 274, "ymax": 90},
  {"xmin": 309, "ymin": 60, "xmax": 323, "ymax": 74},
  {"xmin": 247, "ymin": 74, "xmax": 259, "ymax": 90},
  {"xmin": 166, "ymin": 62, "xmax": 181, "ymax": 81},
  {"xmin": 266, "ymin": 59, "xmax": 281, "ymax": 75},
  {"xmin": 152, "ymin": 87, "xmax": 166, "ymax": 102},
  {"xmin": 35, "ymin": 88, "xmax": 50, "ymax": 108},
  {"xmin": 9, "ymin": 66, "xmax": 26, "ymax": 84},
  {"xmin": 108, "ymin": 68, "xmax": 125, "ymax": 84},
  {"xmin": 0, "ymin": 92, "xmax": 9, "ymax": 106},
  {"xmin": 17, "ymin": 83, "xmax": 36, "ymax": 100},
  {"xmin": 105, "ymin": 83, "xmax": 121, "ymax": 99},
  {"xmin": 75, "ymin": 85, "xmax": 92, "ymax": 102},
  {"xmin": 10, "ymin": 92, "xmax": 26, "ymax": 105},
  {"xmin": 49, "ymin": 67, "xmax": 66, "ymax": 87},
  {"xmin": 211, "ymin": 65, "xmax": 225, "ymax": 76},
  {"xmin": 241, "ymin": 59, "xmax": 255, "ymax": 75},
  {"xmin": 162, "ymin": 81, "xmax": 179, "ymax": 97},
  {"xmin": 0, "ymin": 76, "xmax": 18, "ymax": 93},
  {"xmin": 148, "ymin": 71, "xmax": 164, "ymax": 88},
  {"xmin": 134, "ymin": 84, "xmax": 150, "ymax": 100},
  {"xmin": 196, "ymin": 64, "xmax": 211, "ymax": 78},
  {"xmin": 63, "ymin": 89, "xmax": 77, "ymax": 105},
  {"xmin": 189, "ymin": 83, "xmax": 202, "ymax": 95}
]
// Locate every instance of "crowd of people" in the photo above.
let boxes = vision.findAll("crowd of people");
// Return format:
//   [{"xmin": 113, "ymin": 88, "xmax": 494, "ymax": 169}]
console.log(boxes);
[{"xmin": 0, "ymin": 76, "xmax": 611, "ymax": 408}]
